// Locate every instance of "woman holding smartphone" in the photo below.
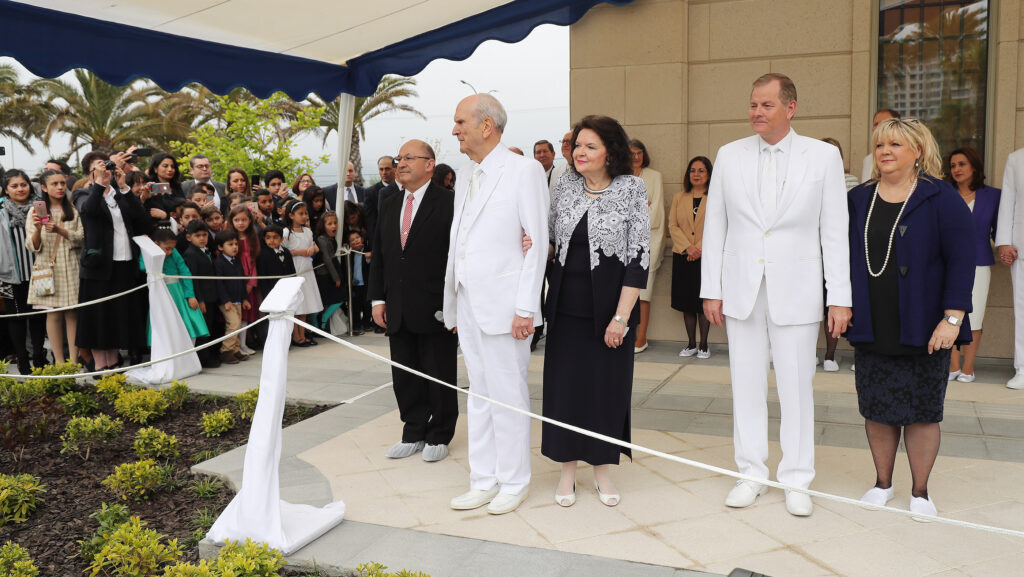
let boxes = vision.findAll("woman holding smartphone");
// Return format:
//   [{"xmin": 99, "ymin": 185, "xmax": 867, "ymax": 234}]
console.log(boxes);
[
  {"xmin": 1, "ymin": 169, "xmax": 47, "ymax": 374},
  {"xmin": 26, "ymin": 169, "xmax": 84, "ymax": 364}
]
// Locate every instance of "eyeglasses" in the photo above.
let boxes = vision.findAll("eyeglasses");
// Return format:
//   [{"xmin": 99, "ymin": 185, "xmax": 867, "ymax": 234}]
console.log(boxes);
[
  {"xmin": 398, "ymin": 155, "xmax": 431, "ymax": 163},
  {"xmin": 689, "ymin": 168, "xmax": 708, "ymax": 174},
  {"xmin": 630, "ymin": 152, "xmax": 644, "ymax": 158},
  {"xmin": 299, "ymin": 178, "xmax": 313, "ymax": 184}
]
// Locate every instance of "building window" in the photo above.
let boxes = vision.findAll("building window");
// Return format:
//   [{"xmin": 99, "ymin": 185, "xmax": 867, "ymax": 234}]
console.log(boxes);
[{"xmin": 878, "ymin": 0, "xmax": 989, "ymax": 159}]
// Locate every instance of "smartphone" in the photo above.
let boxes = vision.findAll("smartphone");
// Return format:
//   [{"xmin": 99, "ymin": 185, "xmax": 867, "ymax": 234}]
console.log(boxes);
[
  {"xmin": 33, "ymin": 201, "xmax": 49, "ymax": 224},
  {"xmin": 206, "ymin": 194, "xmax": 216, "ymax": 204},
  {"xmin": 0, "ymin": 146, "xmax": 6, "ymax": 156},
  {"xmin": 134, "ymin": 147, "xmax": 153, "ymax": 157},
  {"xmin": 149, "ymin": 183, "xmax": 171, "ymax": 195},
  {"xmin": 250, "ymin": 174, "xmax": 262, "ymax": 187}
]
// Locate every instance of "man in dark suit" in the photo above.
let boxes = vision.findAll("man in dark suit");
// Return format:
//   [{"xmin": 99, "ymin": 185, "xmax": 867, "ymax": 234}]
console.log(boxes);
[
  {"xmin": 324, "ymin": 161, "xmax": 365, "ymax": 211},
  {"xmin": 181, "ymin": 155, "xmax": 227, "ymax": 210},
  {"xmin": 363, "ymin": 155, "xmax": 400, "ymax": 249},
  {"xmin": 369, "ymin": 140, "xmax": 457, "ymax": 463}
]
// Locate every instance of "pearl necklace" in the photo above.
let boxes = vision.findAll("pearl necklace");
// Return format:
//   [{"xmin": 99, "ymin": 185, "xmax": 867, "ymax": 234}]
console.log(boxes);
[{"xmin": 864, "ymin": 178, "xmax": 918, "ymax": 278}]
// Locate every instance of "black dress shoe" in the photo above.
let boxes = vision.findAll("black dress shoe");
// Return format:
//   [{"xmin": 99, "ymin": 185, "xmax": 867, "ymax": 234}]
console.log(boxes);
[{"xmin": 374, "ymin": 325, "xmax": 386, "ymax": 334}]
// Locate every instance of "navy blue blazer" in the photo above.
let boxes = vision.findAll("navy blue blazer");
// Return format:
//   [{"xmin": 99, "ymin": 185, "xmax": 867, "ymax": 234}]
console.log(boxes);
[
  {"xmin": 846, "ymin": 176, "xmax": 976, "ymax": 347},
  {"xmin": 965, "ymin": 185, "xmax": 1000, "ymax": 266}
]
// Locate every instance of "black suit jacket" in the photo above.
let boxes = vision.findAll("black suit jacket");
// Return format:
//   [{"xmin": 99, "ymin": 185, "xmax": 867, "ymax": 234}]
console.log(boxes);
[
  {"xmin": 182, "ymin": 244, "xmax": 218, "ymax": 305},
  {"xmin": 213, "ymin": 255, "xmax": 246, "ymax": 304},
  {"xmin": 78, "ymin": 183, "xmax": 150, "ymax": 281},
  {"xmin": 368, "ymin": 182, "xmax": 454, "ymax": 335},
  {"xmin": 363, "ymin": 181, "xmax": 400, "ymax": 249},
  {"xmin": 256, "ymin": 245, "xmax": 296, "ymax": 297},
  {"xmin": 323, "ymin": 183, "xmax": 365, "ymax": 210}
]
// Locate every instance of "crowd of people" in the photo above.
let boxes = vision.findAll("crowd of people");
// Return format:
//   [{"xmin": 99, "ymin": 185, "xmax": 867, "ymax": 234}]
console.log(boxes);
[
  {"xmin": 3, "ymin": 71, "xmax": 1022, "ymax": 523},
  {"xmin": 0, "ymin": 149, "xmax": 465, "ymax": 374}
]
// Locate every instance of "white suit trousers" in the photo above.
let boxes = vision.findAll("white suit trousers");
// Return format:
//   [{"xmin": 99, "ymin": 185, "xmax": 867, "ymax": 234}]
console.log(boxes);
[
  {"xmin": 457, "ymin": 288, "xmax": 532, "ymax": 494},
  {"xmin": 724, "ymin": 279, "xmax": 819, "ymax": 489},
  {"xmin": 1012, "ymin": 260, "xmax": 1024, "ymax": 373}
]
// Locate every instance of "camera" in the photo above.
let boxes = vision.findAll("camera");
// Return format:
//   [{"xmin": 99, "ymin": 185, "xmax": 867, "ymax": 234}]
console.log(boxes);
[
  {"xmin": 104, "ymin": 160, "xmax": 117, "ymax": 171},
  {"xmin": 134, "ymin": 147, "xmax": 153, "ymax": 157}
]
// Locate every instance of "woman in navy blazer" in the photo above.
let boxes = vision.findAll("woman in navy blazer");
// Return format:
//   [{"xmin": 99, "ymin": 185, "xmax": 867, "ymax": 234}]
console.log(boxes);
[
  {"xmin": 945, "ymin": 147, "xmax": 1000, "ymax": 383},
  {"xmin": 846, "ymin": 118, "xmax": 975, "ymax": 519}
]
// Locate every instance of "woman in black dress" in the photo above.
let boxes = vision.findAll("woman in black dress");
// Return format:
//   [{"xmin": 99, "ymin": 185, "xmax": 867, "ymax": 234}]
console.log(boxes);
[
  {"xmin": 542, "ymin": 115, "xmax": 650, "ymax": 508},
  {"xmin": 846, "ymin": 118, "xmax": 975, "ymax": 518},
  {"xmin": 668, "ymin": 156, "xmax": 712, "ymax": 358}
]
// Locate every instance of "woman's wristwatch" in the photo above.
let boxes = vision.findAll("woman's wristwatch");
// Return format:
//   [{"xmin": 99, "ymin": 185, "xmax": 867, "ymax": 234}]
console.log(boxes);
[
  {"xmin": 943, "ymin": 315, "xmax": 962, "ymax": 327},
  {"xmin": 612, "ymin": 314, "xmax": 627, "ymax": 328}
]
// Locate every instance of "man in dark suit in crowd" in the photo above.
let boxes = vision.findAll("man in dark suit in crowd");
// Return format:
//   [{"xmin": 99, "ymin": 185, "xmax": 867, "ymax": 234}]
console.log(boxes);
[
  {"xmin": 181, "ymin": 154, "xmax": 227, "ymax": 210},
  {"xmin": 324, "ymin": 161, "xmax": 365, "ymax": 211},
  {"xmin": 369, "ymin": 140, "xmax": 457, "ymax": 463},
  {"xmin": 363, "ymin": 155, "xmax": 400, "ymax": 247}
]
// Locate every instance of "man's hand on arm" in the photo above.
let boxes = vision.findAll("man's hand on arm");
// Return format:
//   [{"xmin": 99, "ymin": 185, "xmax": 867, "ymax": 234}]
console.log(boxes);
[
  {"xmin": 511, "ymin": 315, "xmax": 534, "ymax": 340},
  {"xmin": 827, "ymin": 305, "xmax": 852, "ymax": 338},
  {"xmin": 997, "ymin": 245, "xmax": 1018, "ymax": 266},
  {"xmin": 371, "ymin": 303, "xmax": 387, "ymax": 329}
]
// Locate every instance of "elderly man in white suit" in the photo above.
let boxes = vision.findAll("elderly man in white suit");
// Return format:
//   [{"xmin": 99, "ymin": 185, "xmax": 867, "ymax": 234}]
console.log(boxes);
[
  {"xmin": 443, "ymin": 94, "xmax": 549, "ymax": 515},
  {"xmin": 701, "ymin": 73, "xmax": 852, "ymax": 517},
  {"xmin": 995, "ymin": 147, "xmax": 1024, "ymax": 390}
]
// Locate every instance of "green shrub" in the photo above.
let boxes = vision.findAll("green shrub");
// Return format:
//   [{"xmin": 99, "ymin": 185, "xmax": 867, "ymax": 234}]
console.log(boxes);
[
  {"xmin": 133, "ymin": 428, "xmax": 179, "ymax": 461},
  {"xmin": 95, "ymin": 374, "xmax": 130, "ymax": 403},
  {"xmin": 354, "ymin": 562, "xmax": 430, "ymax": 577},
  {"xmin": 0, "ymin": 541, "xmax": 39, "ymax": 577},
  {"xmin": 232, "ymin": 387, "xmax": 259, "ymax": 422},
  {"xmin": 59, "ymin": 391, "xmax": 99, "ymax": 416},
  {"xmin": 85, "ymin": 516, "xmax": 181, "ymax": 577},
  {"xmin": 164, "ymin": 539, "xmax": 283, "ymax": 577},
  {"xmin": 102, "ymin": 459, "xmax": 167, "ymax": 501},
  {"xmin": 115, "ymin": 389, "xmax": 169, "ymax": 425},
  {"xmin": 200, "ymin": 409, "xmax": 234, "ymax": 437},
  {"xmin": 189, "ymin": 477, "xmax": 223, "ymax": 499},
  {"xmin": 161, "ymin": 380, "xmax": 189, "ymax": 411},
  {"xmin": 61, "ymin": 415, "xmax": 123, "ymax": 460},
  {"xmin": 30, "ymin": 362, "xmax": 81, "ymax": 395},
  {"xmin": 190, "ymin": 448, "xmax": 225, "ymax": 464},
  {"xmin": 0, "ymin": 473, "xmax": 46, "ymax": 526},
  {"xmin": 0, "ymin": 379, "xmax": 47, "ymax": 409},
  {"xmin": 78, "ymin": 502, "xmax": 131, "ymax": 563}
]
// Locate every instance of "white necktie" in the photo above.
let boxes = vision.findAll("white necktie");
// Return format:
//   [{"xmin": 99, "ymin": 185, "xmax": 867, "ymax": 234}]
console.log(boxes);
[
  {"xmin": 760, "ymin": 147, "xmax": 778, "ymax": 223},
  {"xmin": 469, "ymin": 165, "xmax": 482, "ymax": 202}
]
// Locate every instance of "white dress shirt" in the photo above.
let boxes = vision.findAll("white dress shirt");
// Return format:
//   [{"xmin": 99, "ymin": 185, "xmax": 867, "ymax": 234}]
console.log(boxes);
[
  {"xmin": 370, "ymin": 181, "xmax": 427, "ymax": 308},
  {"xmin": 104, "ymin": 187, "xmax": 132, "ymax": 261},
  {"xmin": 345, "ymin": 185, "xmax": 358, "ymax": 204},
  {"xmin": 758, "ymin": 129, "xmax": 793, "ymax": 195}
]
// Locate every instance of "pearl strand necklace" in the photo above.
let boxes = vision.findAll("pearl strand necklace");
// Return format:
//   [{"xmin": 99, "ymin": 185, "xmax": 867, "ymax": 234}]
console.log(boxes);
[{"xmin": 864, "ymin": 178, "xmax": 918, "ymax": 278}]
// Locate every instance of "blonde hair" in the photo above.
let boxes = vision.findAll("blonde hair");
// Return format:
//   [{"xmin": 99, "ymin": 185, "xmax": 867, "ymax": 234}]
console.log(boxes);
[{"xmin": 869, "ymin": 118, "xmax": 943, "ymax": 181}]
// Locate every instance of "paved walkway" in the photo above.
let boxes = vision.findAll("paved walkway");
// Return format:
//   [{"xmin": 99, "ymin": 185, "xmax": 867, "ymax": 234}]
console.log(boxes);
[{"xmin": 191, "ymin": 334, "xmax": 1024, "ymax": 577}]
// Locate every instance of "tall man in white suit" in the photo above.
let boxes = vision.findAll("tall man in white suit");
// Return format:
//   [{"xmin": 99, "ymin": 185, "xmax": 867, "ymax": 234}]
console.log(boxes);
[
  {"xmin": 701, "ymin": 73, "xmax": 852, "ymax": 517},
  {"xmin": 443, "ymin": 94, "xmax": 549, "ymax": 515},
  {"xmin": 995, "ymin": 147, "xmax": 1024, "ymax": 390}
]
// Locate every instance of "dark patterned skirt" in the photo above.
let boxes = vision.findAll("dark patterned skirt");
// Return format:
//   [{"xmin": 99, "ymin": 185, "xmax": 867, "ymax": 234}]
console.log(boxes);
[
  {"xmin": 853, "ymin": 346, "xmax": 951, "ymax": 426},
  {"xmin": 671, "ymin": 253, "xmax": 702, "ymax": 313}
]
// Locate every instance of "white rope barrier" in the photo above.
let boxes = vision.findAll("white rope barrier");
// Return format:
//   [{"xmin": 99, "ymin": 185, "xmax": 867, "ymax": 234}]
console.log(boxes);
[
  {"xmin": 290, "ymin": 317, "xmax": 1024, "ymax": 540},
  {"xmin": 0, "ymin": 279, "xmax": 153, "ymax": 319},
  {"xmin": 7, "ymin": 316, "xmax": 270, "ymax": 380},
  {"xmin": 164, "ymin": 263, "xmax": 326, "ymax": 281}
]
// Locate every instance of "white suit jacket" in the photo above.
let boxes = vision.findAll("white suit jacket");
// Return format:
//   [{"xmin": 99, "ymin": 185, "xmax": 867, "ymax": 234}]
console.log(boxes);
[
  {"xmin": 995, "ymin": 148, "xmax": 1024, "ymax": 249},
  {"xmin": 700, "ymin": 131, "xmax": 852, "ymax": 325},
  {"xmin": 443, "ymin": 145, "xmax": 550, "ymax": 334}
]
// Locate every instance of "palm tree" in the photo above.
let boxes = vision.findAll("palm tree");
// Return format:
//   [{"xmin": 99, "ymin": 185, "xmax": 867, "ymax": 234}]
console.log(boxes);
[
  {"xmin": 0, "ymin": 63, "xmax": 49, "ymax": 154},
  {"xmin": 309, "ymin": 75, "xmax": 425, "ymax": 184},
  {"xmin": 36, "ymin": 69, "xmax": 194, "ymax": 160}
]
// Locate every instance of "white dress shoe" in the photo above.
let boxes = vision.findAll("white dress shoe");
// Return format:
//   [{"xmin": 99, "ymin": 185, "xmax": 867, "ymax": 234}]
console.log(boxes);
[
  {"xmin": 678, "ymin": 346, "xmax": 698, "ymax": 357},
  {"xmin": 594, "ymin": 479, "xmax": 620, "ymax": 507},
  {"xmin": 422, "ymin": 443, "xmax": 448, "ymax": 462},
  {"xmin": 450, "ymin": 485, "xmax": 500, "ymax": 510},
  {"xmin": 859, "ymin": 486, "xmax": 894, "ymax": 508},
  {"xmin": 910, "ymin": 495, "xmax": 937, "ymax": 520},
  {"xmin": 785, "ymin": 491, "xmax": 813, "ymax": 516},
  {"xmin": 487, "ymin": 487, "xmax": 528, "ymax": 515},
  {"xmin": 634, "ymin": 343, "xmax": 649, "ymax": 354},
  {"xmin": 696, "ymin": 347, "xmax": 711, "ymax": 359},
  {"xmin": 823, "ymin": 359, "xmax": 839, "ymax": 372},
  {"xmin": 385, "ymin": 440, "xmax": 425, "ymax": 459},
  {"xmin": 724, "ymin": 480, "xmax": 766, "ymax": 508},
  {"xmin": 1007, "ymin": 373, "xmax": 1024, "ymax": 390},
  {"xmin": 956, "ymin": 373, "xmax": 976, "ymax": 383},
  {"xmin": 555, "ymin": 483, "xmax": 576, "ymax": 507},
  {"xmin": 948, "ymin": 370, "xmax": 962, "ymax": 381}
]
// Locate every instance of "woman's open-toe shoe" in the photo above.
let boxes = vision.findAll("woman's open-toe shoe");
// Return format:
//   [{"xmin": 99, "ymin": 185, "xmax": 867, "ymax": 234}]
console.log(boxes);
[
  {"xmin": 594, "ymin": 480, "xmax": 620, "ymax": 507},
  {"xmin": 555, "ymin": 483, "xmax": 576, "ymax": 507}
]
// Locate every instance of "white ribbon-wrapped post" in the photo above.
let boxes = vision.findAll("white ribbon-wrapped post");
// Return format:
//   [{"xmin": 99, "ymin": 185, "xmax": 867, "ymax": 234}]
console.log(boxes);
[
  {"xmin": 206, "ymin": 276, "xmax": 345, "ymax": 555},
  {"xmin": 127, "ymin": 235, "xmax": 202, "ymax": 385}
]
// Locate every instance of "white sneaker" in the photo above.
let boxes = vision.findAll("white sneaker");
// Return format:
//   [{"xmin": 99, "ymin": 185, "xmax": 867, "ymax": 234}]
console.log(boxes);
[
  {"xmin": 823, "ymin": 359, "xmax": 839, "ymax": 372},
  {"xmin": 724, "ymin": 480, "xmax": 766, "ymax": 508},
  {"xmin": 678, "ymin": 346, "xmax": 698, "ymax": 357},
  {"xmin": 910, "ymin": 495, "xmax": 937, "ymax": 521},
  {"xmin": 956, "ymin": 373, "xmax": 976, "ymax": 383},
  {"xmin": 1007, "ymin": 373, "xmax": 1024, "ymax": 390},
  {"xmin": 948, "ymin": 370, "xmax": 962, "ymax": 381},
  {"xmin": 859, "ymin": 486, "xmax": 894, "ymax": 509},
  {"xmin": 696, "ymin": 347, "xmax": 711, "ymax": 359}
]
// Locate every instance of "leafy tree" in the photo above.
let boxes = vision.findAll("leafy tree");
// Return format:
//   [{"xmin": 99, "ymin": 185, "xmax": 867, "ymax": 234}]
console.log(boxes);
[
  {"xmin": 172, "ymin": 92, "xmax": 329, "ymax": 182},
  {"xmin": 0, "ymin": 64, "xmax": 48, "ymax": 154},
  {"xmin": 309, "ymin": 75, "xmax": 425, "ymax": 184}
]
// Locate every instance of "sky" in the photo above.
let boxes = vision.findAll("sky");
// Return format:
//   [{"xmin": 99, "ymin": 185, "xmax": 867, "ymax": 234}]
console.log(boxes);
[{"xmin": 0, "ymin": 24, "xmax": 570, "ymax": 186}]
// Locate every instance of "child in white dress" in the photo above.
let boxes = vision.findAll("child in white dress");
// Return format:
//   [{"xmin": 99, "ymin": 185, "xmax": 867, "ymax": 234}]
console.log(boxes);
[{"xmin": 282, "ymin": 200, "xmax": 323, "ymax": 346}]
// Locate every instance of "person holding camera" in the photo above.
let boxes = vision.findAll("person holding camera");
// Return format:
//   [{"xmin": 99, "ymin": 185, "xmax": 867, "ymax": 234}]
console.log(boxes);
[{"xmin": 76, "ymin": 151, "xmax": 150, "ymax": 373}]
